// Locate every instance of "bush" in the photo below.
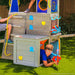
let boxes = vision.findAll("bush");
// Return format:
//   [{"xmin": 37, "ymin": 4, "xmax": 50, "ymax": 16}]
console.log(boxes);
[{"xmin": 60, "ymin": 14, "xmax": 75, "ymax": 34}]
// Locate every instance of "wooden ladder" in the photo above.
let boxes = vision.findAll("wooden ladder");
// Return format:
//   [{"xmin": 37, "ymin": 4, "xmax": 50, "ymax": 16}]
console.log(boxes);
[{"xmin": 1, "ymin": 15, "xmax": 26, "ymax": 60}]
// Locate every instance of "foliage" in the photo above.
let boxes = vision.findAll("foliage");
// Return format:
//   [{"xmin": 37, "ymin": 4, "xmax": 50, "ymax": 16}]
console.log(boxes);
[
  {"xmin": 60, "ymin": 14, "xmax": 75, "ymax": 34},
  {"xmin": 0, "ymin": 0, "xmax": 9, "ymax": 5}
]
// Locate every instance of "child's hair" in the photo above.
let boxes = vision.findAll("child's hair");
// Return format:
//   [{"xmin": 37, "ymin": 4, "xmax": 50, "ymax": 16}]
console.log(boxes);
[{"xmin": 45, "ymin": 44, "xmax": 54, "ymax": 51}]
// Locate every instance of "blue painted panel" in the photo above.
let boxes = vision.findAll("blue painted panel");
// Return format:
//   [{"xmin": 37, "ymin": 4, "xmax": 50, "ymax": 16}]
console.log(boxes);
[
  {"xmin": 51, "ymin": 0, "xmax": 58, "ymax": 13},
  {"xmin": 11, "ymin": 0, "xmax": 19, "ymax": 12},
  {"xmin": 50, "ymin": 40, "xmax": 59, "ymax": 54}
]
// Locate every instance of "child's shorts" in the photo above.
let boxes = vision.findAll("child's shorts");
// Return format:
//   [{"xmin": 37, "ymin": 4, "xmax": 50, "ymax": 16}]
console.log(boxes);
[{"xmin": 0, "ymin": 24, "xmax": 6, "ymax": 32}]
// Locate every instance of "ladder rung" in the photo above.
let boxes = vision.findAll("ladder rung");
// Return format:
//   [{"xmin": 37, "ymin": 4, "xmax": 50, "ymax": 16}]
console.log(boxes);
[
  {"xmin": 12, "ymin": 16, "xmax": 23, "ymax": 19},
  {"xmin": 11, "ymin": 34, "xmax": 16, "ymax": 36},
  {"xmin": 12, "ymin": 25, "xmax": 22, "ymax": 28},
  {"xmin": 11, "ymin": 34, "xmax": 20, "ymax": 36}
]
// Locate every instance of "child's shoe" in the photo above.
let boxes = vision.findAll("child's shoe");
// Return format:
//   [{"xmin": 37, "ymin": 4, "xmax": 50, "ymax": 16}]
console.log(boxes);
[
  {"xmin": 5, "ymin": 39, "xmax": 13, "ymax": 43},
  {"xmin": 24, "ymin": 9, "xmax": 30, "ymax": 13}
]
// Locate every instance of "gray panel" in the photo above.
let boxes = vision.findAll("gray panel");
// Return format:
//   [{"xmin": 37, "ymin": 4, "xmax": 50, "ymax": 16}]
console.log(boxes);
[
  {"xmin": 16, "ymin": 60, "xmax": 34, "ymax": 66},
  {"xmin": 9, "ymin": 18, "xmax": 25, "ymax": 26},
  {"xmin": 17, "ymin": 55, "xmax": 34, "ymax": 62},
  {"xmin": 34, "ymin": 40, "xmax": 40, "ymax": 67},
  {"xmin": 11, "ymin": 26, "xmax": 25, "ymax": 35},
  {"xmin": 26, "ymin": 13, "xmax": 51, "ymax": 36}
]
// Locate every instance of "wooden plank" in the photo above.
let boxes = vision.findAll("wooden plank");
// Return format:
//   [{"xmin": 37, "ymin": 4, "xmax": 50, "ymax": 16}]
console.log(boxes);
[
  {"xmin": 60, "ymin": 34, "xmax": 75, "ymax": 38},
  {"xmin": 58, "ymin": 38, "xmax": 60, "ymax": 55},
  {"xmin": 0, "ymin": 39, "xmax": 5, "ymax": 43},
  {"xmin": 12, "ymin": 25, "xmax": 22, "ymax": 28}
]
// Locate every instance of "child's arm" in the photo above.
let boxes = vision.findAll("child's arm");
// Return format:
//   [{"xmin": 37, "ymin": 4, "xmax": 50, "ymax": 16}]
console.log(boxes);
[
  {"xmin": 0, "ymin": 15, "xmax": 13, "ymax": 23},
  {"xmin": 43, "ymin": 60, "xmax": 58, "ymax": 67},
  {"xmin": 0, "ymin": 18, "xmax": 8, "ymax": 22}
]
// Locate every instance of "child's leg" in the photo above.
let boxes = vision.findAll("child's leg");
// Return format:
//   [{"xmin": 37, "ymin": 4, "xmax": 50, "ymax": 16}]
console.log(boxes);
[
  {"xmin": 24, "ymin": 0, "xmax": 35, "ymax": 13},
  {"xmin": 28, "ymin": 0, "xmax": 35, "ymax": 9},
  {"xmin": 7, "ymin": 24, "xmax": 12, "ymax": 39}
]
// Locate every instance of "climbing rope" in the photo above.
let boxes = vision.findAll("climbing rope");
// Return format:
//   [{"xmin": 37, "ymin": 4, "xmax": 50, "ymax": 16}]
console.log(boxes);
[{"xmin": 4, "ymin": 14, "xmax": 18, "ymax": 56}]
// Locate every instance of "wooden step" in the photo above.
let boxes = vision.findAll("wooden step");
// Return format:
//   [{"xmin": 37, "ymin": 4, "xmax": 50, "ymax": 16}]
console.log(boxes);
[
  {"xmin": 12, "ymin": 16, "xmax": 24, "ymax": 19},
  {"xmin": 11, "ymin": 34, "xmax": 16, "ymax": 36},
  {"xmin": 12, "ymin": 25, "xmax": 22, "ymax": 28},
  {"xmin": 10, "ymin": 34, "xmax": 21, "ymax": 41}
]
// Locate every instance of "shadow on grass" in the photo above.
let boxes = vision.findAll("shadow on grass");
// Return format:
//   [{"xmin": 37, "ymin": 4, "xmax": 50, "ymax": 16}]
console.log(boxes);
[
  {"xmin": 0, "ymin": 59, "xmax": 38, "ymax": 75},
  {"xmin": 42, "ymin": 65, "xmax": 58, "ymax": 71},
  {"xmin": 0, "ymin": 59, "xmax": 58, "ymax": 74},
  {"xmin": 61, "ymin": 37, "xmax": 75, "ymax": 59}
]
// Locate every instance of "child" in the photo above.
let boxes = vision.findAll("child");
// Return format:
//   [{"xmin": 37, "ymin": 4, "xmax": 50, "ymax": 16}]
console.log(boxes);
[
  {"xmin": 40, "ymin": 44, "xmax": 58, "ymax": 67},
  {"xmin": 24, "ymin": 0, "xmax": 35, "ymax": 13},
  {"xmin": 0, "ymin": 15, "xmax": 13, "ymax": 39}
]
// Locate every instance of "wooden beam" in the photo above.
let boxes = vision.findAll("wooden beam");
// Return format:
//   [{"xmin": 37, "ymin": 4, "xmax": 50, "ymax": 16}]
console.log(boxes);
[
  {"xmin": 0, "ymin": 39, "xmax": 5, "ymax": 43},
  {"xmin": 60, "ymin": 34, "xmax": 75, "ymax": 38}
]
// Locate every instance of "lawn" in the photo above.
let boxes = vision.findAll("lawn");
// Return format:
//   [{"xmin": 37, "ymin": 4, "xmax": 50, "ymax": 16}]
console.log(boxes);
[{"xmin": 0, "ymin": 36, "xmax": 75, "ymax": 75}]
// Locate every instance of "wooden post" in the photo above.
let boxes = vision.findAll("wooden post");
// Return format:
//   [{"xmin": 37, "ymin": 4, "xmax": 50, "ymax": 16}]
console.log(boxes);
[{"xmin": 58, "ymin": 38, "xmax": 60, "ymax": 55}]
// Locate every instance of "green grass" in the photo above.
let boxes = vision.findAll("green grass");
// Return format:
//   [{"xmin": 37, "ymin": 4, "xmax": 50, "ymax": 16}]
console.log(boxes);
[{"xmin": 0, "ymin": 36, "xmax": 75, "ymax": 75}]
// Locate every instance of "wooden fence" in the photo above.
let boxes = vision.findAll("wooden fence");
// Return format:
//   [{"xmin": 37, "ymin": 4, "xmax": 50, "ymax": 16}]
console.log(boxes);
[
  {"xmin": 60, "ymin": 0, "xmax": 75, "ymax": 17},
  {"xmin": 0, "ymin": 5, "xmax": 8, "ymax": 18}
]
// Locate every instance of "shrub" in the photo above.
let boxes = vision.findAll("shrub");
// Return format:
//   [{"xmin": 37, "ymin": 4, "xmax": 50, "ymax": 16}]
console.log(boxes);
[{"xmin": 60, "ymin": 14, "xmax": 75, "ymax": 34}]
